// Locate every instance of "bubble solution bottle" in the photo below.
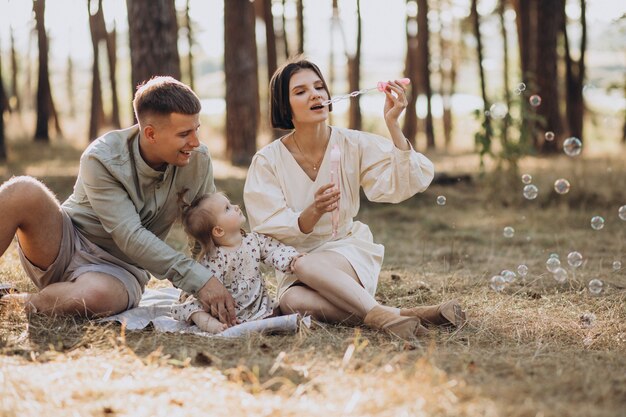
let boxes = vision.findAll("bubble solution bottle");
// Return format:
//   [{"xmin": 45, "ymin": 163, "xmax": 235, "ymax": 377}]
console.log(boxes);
[{"xmin": 330, "ymin": 144, "xmax": 341, "ymax": 239}]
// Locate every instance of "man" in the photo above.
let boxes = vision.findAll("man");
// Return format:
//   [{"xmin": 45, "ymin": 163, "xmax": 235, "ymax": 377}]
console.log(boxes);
[{"xmin": 0, "ymin": 76, "xmax": 237, "ymax": 325}]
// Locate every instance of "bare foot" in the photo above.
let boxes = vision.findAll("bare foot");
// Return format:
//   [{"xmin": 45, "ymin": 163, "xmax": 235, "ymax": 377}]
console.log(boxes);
[
  {"xmin": 190, "ymin": 311, "xmax": 228, "ymax": 334},
  {"xmin": 0, "ymin": 293, "xmax": 37, "ymax": 313}
]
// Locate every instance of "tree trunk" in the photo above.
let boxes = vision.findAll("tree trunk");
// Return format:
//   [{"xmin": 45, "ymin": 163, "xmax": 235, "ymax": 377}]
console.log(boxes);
[
  {"xmin": 536, "ymin": 0, "xmax": 563, "ymax": 153},
  {"xmin": 33, "ymin": 0, "xmax": 61, "ymax": 141},
  {"xmin": 498, "ymin": 0, "xmax": 511, "ymax": 145},
  {"xmin": 0, "ymin": 37, "xmax": 8, "ymax": 161},
  {"xmin": 261, "ymin": 0, "xmax": 278, "ymax": 86},
  {"xmin": 106, "ymin": 25, "xmax": 121, "ymax": 128},
  {"xmin": 512, "ymin": 0, "xmax": 538, "ymax": 148},
  {"xmin": 127, "ymin": 0, "xmax": 181, "ymax": 113},
  {"xmin": 296, "ymin": 0, "xmax": 304, "ymax": 54},
  {"xmin": 88, "ymin": 0, "xmax": 105, "ymax": 141},
  {"xmin": 10, "ymin": 27, "xmax": 19, "ymax": 112},
  {"xmin": 402, "ymin": 2, "xmax": 419, "ymax": 147},
  {"xmin": 184, "ymin": 0, "xmax": 195, "ymax": 90},
  {"xmin": 417, "ymin": 0, "xmax": 434, "ymax": 148},
  {"xmin": 436, "ymin": 0, "xmax": 458, "ymax": 149},
  {"xmin": 471, "ymin": 0, "xmax": 492, "ymax": 149},
  {"xmin": 347, "ymin": 0, "xmax": 362, "ymax": 131},
  {"xmin": 224, "ymin": 0, "xmax": 259, "ymax": 166},
  {"xmin": 280, "ymin": 0, "xmax": 290, "ymax": 59},
  {"xmin": 66, "ymin": 55, "xmax": 76, "ymax": 118},
  {"xmin": 563, "ymin": 0, "xmax": 586, "ymax": 144}
]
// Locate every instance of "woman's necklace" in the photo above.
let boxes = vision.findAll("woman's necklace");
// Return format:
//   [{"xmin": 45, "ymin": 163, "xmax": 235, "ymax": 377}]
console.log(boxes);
[{"xmin": 292, "ymin": 131, "xmax": 326, "ymax": 171}]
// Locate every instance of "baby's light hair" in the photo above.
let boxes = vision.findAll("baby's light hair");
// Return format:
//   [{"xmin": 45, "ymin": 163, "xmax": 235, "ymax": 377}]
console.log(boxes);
[{"xmin": 177, "ymin": 189, "xmax": 226, "ymax": 260}]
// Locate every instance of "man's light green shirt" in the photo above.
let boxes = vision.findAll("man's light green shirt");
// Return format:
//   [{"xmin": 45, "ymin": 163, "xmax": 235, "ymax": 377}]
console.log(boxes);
[{"xmin": 62, "ymin": 125, "xmax": 216, "ymax": 294}]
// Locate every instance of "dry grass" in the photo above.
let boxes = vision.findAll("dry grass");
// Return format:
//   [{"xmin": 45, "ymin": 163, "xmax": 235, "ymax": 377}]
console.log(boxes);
[{"xmin": 1, "ymin": 134, "xmax": 625, "ymax": 416}]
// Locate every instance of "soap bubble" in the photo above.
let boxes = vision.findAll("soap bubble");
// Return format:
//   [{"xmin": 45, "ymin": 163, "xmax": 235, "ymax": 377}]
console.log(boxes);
[
  {"xmin": 548, "ymin": 253, "xmax": 559, "ymax": 259},
  {"xmin": 588, "ymin": 279, "xmax": 603, "ymax": 295},
  {"xmin": 503, "ymin": 227, "xmax": 515, "ymax": 238},
  {"xmin": 489, "ymin": 102, "xmax": 508, "ymax": 120},
  {"xmin": 590, "ymin": 216, "xmax": 605, "ymax": 230},
  {"xmin": 563, "ymin": 137, "xmax": 582, "ymax": 156},
  {"xmin": 580, "ymin": 312, "xmax": 596, "ymax": 328},
  {"xmin": 529, "ymin": 95, "xmax": 542, "ymax": 107},
  {"xmin": 517, "ymin": 82, "xmax": 527, "ymax": 92},
  {"xmin": 517, "ymin": 264, "xmax": 529, "ymax": 277},
  {"xmin": 545, "ymin": 131, "xmax": 555, "ymax": 141},
  {"xmin": 523, "ymin": 184, "xmax": 538, "ymax": 200},
  {"xmin": 553, "ymin": 267, "xmax": 568, "ymax": 283},
  {"xmin": 521, "ymin": 174, "xmax": 532, "ymax": 184},
  {"xmin": 514, "ymin": 88, "xmax": 521, "ymax": 95},
  {"xmin": 501, "ymin": 270, "xmax": 516, "ymax": 283},
  {"xmin": 619, "ymin": 205, "xmax": 626, "ymax": 221},
  {"xmin": 546, "ymin": 257, "xmax": 561, "ymax": 273},
  {"xmin": 567, "ymin": 251, "xmax": 583, "ymax": 268},
  {"xmin": 554, "ymin": 179, "xmax": 570, "ymax": 195},
  {"xmin": 613, "ymin": 261, "xmax": 622, "ymax": 271},
  {"xmin": 490, "ymin": 275, "xmax": 506, "ymax": 292},
  {"xmin": 436, "ymin": 195, "xmax": 446, "ymax": 206}
]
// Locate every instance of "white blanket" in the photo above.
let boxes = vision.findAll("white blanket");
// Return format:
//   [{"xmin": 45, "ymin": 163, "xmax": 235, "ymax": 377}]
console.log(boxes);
[{"xmin": 100, "ymin": 287, "xmax": 310, "ymax": 337}]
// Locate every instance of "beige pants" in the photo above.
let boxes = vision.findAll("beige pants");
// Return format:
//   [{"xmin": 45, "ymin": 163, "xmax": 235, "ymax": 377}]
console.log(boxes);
[{"xmin": 17, "ymin": 210, "xmax": 146, "ymax": 310}]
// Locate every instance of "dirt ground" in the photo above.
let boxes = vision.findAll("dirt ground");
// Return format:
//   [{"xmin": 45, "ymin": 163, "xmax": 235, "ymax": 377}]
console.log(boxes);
[{"xmin": 1, "ymin": 132, "xmax": 625, "ymax": 417}]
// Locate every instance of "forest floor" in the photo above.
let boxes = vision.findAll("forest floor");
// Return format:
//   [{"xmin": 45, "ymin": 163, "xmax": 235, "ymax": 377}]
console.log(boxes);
[{"xmin": 1, "ymin": 129, "xmax": 625, "ymax": 417}]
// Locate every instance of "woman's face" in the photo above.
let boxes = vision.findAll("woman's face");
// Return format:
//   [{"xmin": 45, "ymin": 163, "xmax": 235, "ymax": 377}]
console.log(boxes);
[{"xmin": 288, "ymin": 69, "xmax": 329, "ymax": 126}]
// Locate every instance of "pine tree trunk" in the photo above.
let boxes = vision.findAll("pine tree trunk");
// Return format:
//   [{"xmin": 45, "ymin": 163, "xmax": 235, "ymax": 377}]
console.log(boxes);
[
  {"xmin": 563, "ymin": 0, "xmax": 586, "ymax": 143},
  {"xmin": 296, "ymin": 0, "xmax": 304, "ymax": 54},
  {"xmin": 280, "ymin": 0, "xmax": 290, "ymax": 59},
  {"xmin": 224, "ymin": 0, "xmax": 259, "ymax": 166},
  {"xmin": 127, "ymin": 0, "xmax": 181, "ymax": 111},
  {"xmin": 471, "ymin": 0, "xmax": 492, "ymax": 146},
  {"xmin": 347, "ymin": 0, "xmax": 362, "ymax": 131},
  {"xmin": 262, "ymin": 0, "xmax": 277, "ymax": 85},
  {"xmin": 184, "ymin": 0, "xmax": 195, "ymax": 90},
  {"xmin": 33, "ymin": 0, "xmax": 60, "ymax": 141},
  {"xmin": 418, "ymin": 0, "xmax": 434, "ymax": 148},
  {"xmin": 107, "ymin": 26, "xmax": 121, "ymax": 128},
  {"xmin": 536, "ymin": 0, "xmax": 563, "ymax": 153},
  {"xmin": 66, "ymin": 55, "xmax": 75, "ymax": 117},
  {"xmin": 10, "ymin": 27, "xmax": 20, "ymax": 112},
  {"xmin": 88, "ymin": 0, "xmax": 105, "ymax": 141},
  {"xmin": 499, "ymin": 0, "xmax": 511, "ymax": 145},
  {"xmin": 402, "ymin": 1, "xmax": 419, "ymax": 147},
  {"xmin": 0, "ymin": 38, "xmax": 8, "ymax": 161}
]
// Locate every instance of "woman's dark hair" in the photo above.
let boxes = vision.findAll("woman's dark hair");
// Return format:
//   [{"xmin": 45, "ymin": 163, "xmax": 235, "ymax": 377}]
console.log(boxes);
[{"xmin": 269, "ymin": 56, "xmax": 333, "ymax": 130}]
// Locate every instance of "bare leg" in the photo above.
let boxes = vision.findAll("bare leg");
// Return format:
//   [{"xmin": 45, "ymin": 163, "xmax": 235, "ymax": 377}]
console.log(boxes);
[
  {"xmin": 279, "ymin": 285, "xmax": 361, "ymax": 325},
  {"xmin": 291, "ymin": 252, "xmax": 398, "ymax": 319},
  {"xmin": 21, "ymin": 272, "xmax": 129, "ymax": 317},
  {"xmin": 0, "ymin": 176, "xmax": 63, "ymax": 268},
  {"xmin": 190, "ymin": 311, "xmax": 228, "ymax": 333}
]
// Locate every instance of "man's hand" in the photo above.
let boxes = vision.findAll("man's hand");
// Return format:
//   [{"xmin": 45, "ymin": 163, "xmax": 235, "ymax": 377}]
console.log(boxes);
[{"xmin": 196, "ymin": 277, "xmax": 237, "ymax": 326}]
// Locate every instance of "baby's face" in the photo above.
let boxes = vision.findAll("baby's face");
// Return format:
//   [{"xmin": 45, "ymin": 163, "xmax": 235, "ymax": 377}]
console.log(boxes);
[{"xmin": 204, "ymin": 193, "xmax": 246, "ymax": 232}]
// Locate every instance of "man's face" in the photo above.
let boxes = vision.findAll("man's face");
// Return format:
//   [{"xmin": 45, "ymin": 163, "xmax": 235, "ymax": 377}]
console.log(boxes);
[{"xmin": 142, "ymin": 112, "xmax": 201, "ymax": 170}]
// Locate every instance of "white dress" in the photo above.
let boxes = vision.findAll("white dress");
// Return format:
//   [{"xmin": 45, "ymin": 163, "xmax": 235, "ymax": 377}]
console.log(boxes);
[{"xmin": 243, "ymin": 126, "xmax": 435, "ymax": 298}]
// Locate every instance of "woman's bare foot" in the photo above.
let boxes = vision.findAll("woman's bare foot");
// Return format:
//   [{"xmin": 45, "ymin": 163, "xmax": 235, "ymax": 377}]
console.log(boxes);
[{"xmin": 190, "ymin": 311, "xmax": 228, "ymax": 334}]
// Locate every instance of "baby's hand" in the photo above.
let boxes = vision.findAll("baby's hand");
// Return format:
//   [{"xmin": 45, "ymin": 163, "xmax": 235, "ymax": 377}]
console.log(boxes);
[{"xmin": 289, "ymin": 253, "xmax": 307, "ymax": 273}]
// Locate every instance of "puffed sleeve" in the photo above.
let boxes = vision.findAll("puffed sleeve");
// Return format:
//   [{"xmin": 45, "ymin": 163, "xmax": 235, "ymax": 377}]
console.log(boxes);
[
  {"xmin": 358, "ymin": 131, "xmax": 435, "ymax": 203},
  {"xmin": 255, "ymin": 233, "xmax": 300, "ymax": 273},
  {"xmin": 244, "ymin": 152, "xmax": 312, "ymax": 245}
]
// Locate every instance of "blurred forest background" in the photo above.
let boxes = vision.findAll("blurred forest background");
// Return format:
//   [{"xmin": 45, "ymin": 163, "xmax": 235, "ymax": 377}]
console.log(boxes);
[{"xmin": 0, "ymin": 0, "xmax": 624, "ymax": 168}]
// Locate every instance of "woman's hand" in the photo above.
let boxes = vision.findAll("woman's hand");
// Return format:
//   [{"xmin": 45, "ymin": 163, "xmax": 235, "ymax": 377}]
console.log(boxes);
[
  {"xmin": 312, "ymin": 183, "xmax": 340, "ymax": 215},
  {"xmin": 383, "ymin": 80, "xmax": 409, "ymax": 125},
  {"xmin": 298, "ymin": 183, "xmax": 340, "ymax": 234}
]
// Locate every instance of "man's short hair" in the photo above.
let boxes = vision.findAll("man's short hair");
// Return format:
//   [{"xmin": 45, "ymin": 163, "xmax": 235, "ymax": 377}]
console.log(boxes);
[
  {"xmin": 269, "ymin": 57, "xmax": 333, "ymax": 130},
  {"xmin": 133, "ymin": 76, "xmax": 201, "ymax": 125}
]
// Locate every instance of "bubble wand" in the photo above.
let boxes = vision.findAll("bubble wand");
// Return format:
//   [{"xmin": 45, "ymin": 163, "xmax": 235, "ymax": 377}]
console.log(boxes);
[
  {"xmin": 329, "ymin": 144, "xmax": 341, "ymax": 239},
  {"xmin": 322, "ymin": 78, "xmax": 411, "ymax": 107}
]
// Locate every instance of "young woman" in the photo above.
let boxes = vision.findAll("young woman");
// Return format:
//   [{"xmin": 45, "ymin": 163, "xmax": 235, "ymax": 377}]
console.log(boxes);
[{"xmin": 243, "ymin": 58, "xmax": 465, "ymax": 337}]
